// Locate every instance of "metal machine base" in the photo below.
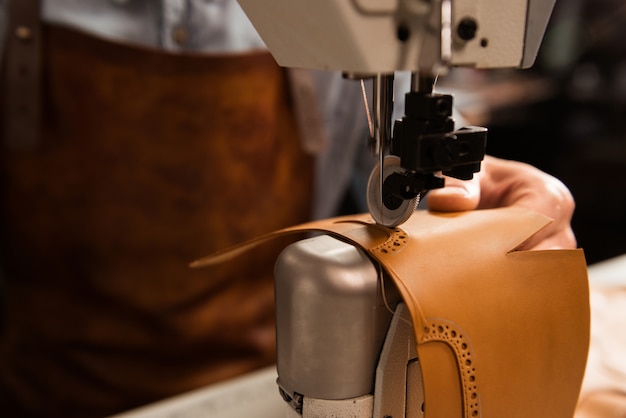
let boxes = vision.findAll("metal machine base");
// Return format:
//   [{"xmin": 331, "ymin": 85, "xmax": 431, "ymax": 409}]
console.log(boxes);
[{"xmin": 274, "ymin": 234, "xmax": 425, "ymax": 417}]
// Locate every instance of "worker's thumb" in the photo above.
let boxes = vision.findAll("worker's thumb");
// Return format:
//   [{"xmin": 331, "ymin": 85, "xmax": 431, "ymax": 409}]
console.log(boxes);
[{"xmin": 426, "ymin": 176, "xmax": 481, "ymax": 212}]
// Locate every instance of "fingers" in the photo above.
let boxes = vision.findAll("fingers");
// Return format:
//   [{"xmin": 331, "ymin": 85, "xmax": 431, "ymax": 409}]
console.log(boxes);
[
  {"xmin": 515, "ymin": 186, "xmax": 577, "ymax": 250},
  {"xmin": 479, "ymin": 156, "xmax": 577, "ymax": 250},
  {"xmin": 526, "ymin": 227, "xmax": 577, "ymax": 251},
  {"xmin": 427, "ymin": 175, "xmax": 481, "ymax": 212},
  {"xmin": 426, "ymin": 155, "xmax": 577, "ymax": 250}
]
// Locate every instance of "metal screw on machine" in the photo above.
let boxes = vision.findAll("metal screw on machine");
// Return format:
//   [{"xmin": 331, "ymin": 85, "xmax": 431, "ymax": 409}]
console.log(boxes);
[{"xmin": 457, "ymin": 17, "xmax": 478, "ymax": 41}]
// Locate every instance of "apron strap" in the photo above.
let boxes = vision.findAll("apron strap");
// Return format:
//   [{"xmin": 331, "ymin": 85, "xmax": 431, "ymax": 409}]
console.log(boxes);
[{"xmin": 2, "ymin": 0, "xmax": 42, "ymax": 148}]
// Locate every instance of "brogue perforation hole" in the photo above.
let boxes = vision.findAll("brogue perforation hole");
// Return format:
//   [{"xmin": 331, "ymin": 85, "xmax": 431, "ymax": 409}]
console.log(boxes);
[
  {"xmin": 421, "ymin": 320, "xmax": 481, "ymax": 417},
  {"xmin": 372, "ymin": 228, "xmax": 409, "ymax": 254}
]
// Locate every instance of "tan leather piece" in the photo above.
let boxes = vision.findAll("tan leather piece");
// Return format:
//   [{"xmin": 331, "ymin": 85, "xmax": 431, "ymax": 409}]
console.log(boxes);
[
  {"xmin": 0, "ymin": 25, "xmax": 313, "ymax": 417},
  {"xmin": 193, "ymin": 206, "xmax": 590, "ymax": 418}
]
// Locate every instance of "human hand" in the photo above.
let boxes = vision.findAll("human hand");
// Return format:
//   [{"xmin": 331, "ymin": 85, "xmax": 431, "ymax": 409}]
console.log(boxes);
[{"xmin": 427, "ymin": 156, "xmax": 576, "ymax": 250}]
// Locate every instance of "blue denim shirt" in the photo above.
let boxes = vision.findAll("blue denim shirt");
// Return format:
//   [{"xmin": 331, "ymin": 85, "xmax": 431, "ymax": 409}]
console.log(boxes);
[{"xmin": 0, "ymin": 0, "xmax": 265, "ymax": 53}]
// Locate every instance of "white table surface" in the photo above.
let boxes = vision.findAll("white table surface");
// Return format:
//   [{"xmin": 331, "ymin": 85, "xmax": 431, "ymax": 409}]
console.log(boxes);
[{"xmin": 110, "ymin": 365, "xmax": 283, "ymax": 418}]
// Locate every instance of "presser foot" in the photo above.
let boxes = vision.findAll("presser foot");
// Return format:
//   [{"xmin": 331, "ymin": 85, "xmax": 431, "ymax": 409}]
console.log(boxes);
[{"xmin": 367, "ymin": 155, "xmax": 419, "ymax": 228}]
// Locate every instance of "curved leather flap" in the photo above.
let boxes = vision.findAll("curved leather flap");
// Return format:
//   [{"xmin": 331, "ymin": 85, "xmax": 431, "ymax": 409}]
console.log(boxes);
[{"xmin": 192, "ymin": 207, "xmax": 590, "ymax": 418}]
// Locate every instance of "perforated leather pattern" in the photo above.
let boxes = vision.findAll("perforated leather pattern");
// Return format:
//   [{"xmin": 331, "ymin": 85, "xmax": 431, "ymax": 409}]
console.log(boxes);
[
  {"xmin": 370, "ymin": 227, "xmax": 481, "ymax": 417},
  {"xmin": 420, "ymin": 319, "xmax": 481, "ymax": 418},
  {"xmin": 370, "ymin": 227, "xmax": 409, "ymax": 254}
]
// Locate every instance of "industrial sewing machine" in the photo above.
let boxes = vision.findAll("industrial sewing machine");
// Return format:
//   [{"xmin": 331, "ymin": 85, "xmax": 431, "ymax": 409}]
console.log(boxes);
[{"xmin": 236, "ymin": 1, "xmax": 557, "ymax": 417}]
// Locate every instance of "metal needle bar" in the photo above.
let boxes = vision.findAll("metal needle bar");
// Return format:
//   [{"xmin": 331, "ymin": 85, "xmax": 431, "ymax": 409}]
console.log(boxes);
[{"xmin": 372, "ymin": 73, "xmax": 394, "ymax": 224}]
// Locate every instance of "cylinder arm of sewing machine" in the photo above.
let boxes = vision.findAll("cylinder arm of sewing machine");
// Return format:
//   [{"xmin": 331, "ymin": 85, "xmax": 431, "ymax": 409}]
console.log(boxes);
[{"xmin": 274, "ymin": 235, "xmax": 425, "ymax": 418}]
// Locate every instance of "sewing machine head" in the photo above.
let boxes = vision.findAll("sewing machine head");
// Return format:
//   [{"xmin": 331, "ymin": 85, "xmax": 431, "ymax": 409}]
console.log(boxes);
[
  {"xmin": 239, "ymin": 0, "xmax": 555, "ymax": 228},
  {"xmin": 237, "ymin": 0, "xmax": 554, "ymax": 73}
]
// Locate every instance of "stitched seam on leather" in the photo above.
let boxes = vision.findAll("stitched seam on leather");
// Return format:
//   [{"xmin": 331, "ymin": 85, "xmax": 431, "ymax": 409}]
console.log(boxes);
[{"xmin": 420, "ymin": 319, "xmax": 480, "ymax": 418}]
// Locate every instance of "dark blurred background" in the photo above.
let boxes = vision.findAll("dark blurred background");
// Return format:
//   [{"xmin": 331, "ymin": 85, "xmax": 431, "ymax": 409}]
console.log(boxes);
[{"xmin": 464, "ymin": 0, "xmax": 626, "ymax": 264}]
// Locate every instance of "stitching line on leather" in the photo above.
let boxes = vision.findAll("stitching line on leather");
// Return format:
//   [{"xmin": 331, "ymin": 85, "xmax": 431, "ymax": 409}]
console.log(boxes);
[{"xmin": 420, "ymin": 319, "xmax": 481, "ymax": 418}]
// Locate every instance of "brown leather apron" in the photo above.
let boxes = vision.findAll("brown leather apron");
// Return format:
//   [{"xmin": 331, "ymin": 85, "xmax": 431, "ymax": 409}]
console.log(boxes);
[{"xmin": 0, "ymin": 25, "xmax": 313, "ymax": 417}]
